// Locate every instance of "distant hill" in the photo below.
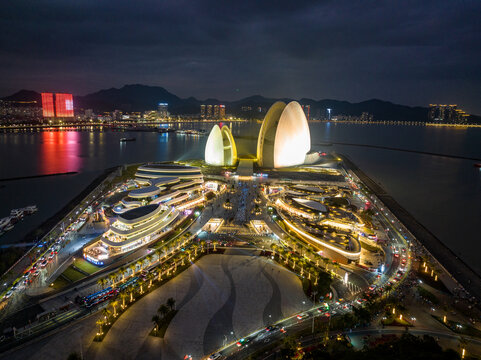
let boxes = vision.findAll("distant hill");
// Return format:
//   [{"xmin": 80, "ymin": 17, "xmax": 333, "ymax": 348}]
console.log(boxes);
[
  {"xmin": 2, "ymin": 84, "xmax": 480, "ymax": 122},
  {"xmin": 2, "ymin": 90, "xmax": 41, "ymax": 103}
]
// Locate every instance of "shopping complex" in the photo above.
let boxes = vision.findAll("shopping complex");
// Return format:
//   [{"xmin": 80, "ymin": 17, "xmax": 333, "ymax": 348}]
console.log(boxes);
[{"xmin": 83, "ymin": 164, "xmax": 206, "ymax": 265}]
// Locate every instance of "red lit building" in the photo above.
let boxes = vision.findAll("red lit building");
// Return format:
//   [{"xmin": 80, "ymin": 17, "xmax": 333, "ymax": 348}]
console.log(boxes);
[
  {"xmin": 55, "ymin": 93, "xmax": 74, "ymax": 117},
  {"xmin": 41, "ymin": 93, "xmax": 55, "ymax": 117},
  {"xmin": 41, "ymin": 93, "xmax": 74, "ymax": 118}
]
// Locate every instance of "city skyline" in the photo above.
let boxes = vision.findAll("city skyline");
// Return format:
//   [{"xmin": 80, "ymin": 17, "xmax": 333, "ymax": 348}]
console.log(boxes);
[{"xmin": 1, "ymin": 1, "xmax": 480, "ymax": 113}]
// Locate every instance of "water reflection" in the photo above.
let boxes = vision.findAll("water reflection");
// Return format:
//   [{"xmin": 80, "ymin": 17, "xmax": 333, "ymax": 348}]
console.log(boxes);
[{"xmin": 39, "ymin": 131, "xmax": 82, "ymax": 174}]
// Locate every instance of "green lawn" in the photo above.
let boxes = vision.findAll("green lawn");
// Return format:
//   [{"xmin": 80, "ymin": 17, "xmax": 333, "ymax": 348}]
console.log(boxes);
[
  {"xmin": 62, "ymin": 266, "xmax": 86, "ymax": 282},
  {"xmin": 73, "ymin": 258, "xmax": 100, "ymax": 274},
  {"xmin": 51, "ymin": 275, "xmax": 71, "ymax": 290}
]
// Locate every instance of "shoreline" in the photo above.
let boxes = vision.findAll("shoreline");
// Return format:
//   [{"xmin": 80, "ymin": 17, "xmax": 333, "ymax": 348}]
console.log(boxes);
[
  {"xmin": 0, "ymin": 172, "xmax": 78, "ymax": 182},
  {"xmin": 341, "ymin": 154, "xmax": 481, "ymax": 301}
]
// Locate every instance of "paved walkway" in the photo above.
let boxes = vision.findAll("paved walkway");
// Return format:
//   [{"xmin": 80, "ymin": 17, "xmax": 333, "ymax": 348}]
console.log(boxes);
[{"xmin": 2, "ymin": 253, "xmax": 311, "ymax": 360}]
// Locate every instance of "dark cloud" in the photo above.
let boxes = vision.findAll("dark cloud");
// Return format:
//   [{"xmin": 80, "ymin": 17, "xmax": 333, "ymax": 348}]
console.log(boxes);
[{"xmin": 0, "ymin": 0, "xmax": 480, "ymax": 112}]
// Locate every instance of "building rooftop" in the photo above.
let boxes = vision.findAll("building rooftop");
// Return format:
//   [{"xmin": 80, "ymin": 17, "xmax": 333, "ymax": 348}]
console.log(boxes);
[{"xmin": 119, "ymin": 204, "xmax": 160, "ymax": 221}]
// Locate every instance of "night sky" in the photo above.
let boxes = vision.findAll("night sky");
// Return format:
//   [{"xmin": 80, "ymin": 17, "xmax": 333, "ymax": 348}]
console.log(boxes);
[{"xmin": 1, "ymin": 0, "xmax": 480, "ymax": 112}]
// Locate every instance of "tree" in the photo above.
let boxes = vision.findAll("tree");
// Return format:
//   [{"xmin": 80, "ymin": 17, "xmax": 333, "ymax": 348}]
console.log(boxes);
[
  {"xmin": 119, "ymin": 266, "xmax": 126, "ymax": 282},
  {"xmin": 111, "ymin": 300, "xmax": 119, "ymax": 317},
  {"xmin": 120, "ymin": 292, "xmax": 128, "ymax": 309},
  {"xmin": 109, "ymin": 273, "xmax": 117, "ymax": 288},
  {"xmin": 136, "ymin": 260, "xmax": 143, "ymax": 271},
  {"xmin": 147, "ymin": 272, "xmax": 154, "ymax": 288},
  {"xmin": 155, "ymin": 249, "xmax": 162, "ymax": 263},
  {"xmin": 138, "ymin": 278, "xmax": 145, "ymax": 294},
  {"xmin": 213, "ymin": 240, "xmax": 219, "ymax": 251},
  {"xmin": 102, "ymin": 308, "xmax": 111, "ymax": 325},
  {"xmin": 200, "ymin": 240, "xmax": 206, "ymax": 253},
  {"xmin": 167, "ymin": 297, "xmax": 176, "ymax": 311},
  {"xmin": 97, "ymin": 278, "xmax": 106, "ymax": 290},
  {"xmin": 129, "ymin": 263, "xmax": 137, "ymax": 277},
  {"xmin": 96, "ymin": 318, "xmax": 104, "ymax": 335},
  {"xmin": 152, "ymin": 315, "xmax": 160, "ymax": 334},
  {"xmin": 158, "ymin": 304, "xmax": 169, "ymax": 318},
  {"xmin": 146, "ymin": 255, "xmax": 153, "ymax": 266}
]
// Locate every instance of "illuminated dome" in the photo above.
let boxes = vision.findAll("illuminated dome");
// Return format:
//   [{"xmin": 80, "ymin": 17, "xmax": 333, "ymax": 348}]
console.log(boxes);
[
  {"xmin": 205, "ymin": 124, "xmax": 238, "ymax": 166},
  {"xmin": 257, "ymin": 101, "xmax": 310, "ymax": 168}
]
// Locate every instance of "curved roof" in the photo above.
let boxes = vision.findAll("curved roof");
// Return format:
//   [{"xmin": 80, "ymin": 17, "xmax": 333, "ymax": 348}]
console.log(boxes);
[
  {"xmin": 205, "ymin": 124, "xmax": 237, "ymax": 166},
  {"xmin": 257, "ymin": 101, "xmax": 310, "ymax": 168},
  {"xmin": 221, "ymin": 126, "xmax": 237, "ymax": 166},
  {"xmin": 118, "ymin": 204, "xmax": 161, "ymax": 224},
  {"xmin": 205, "ymin": 124, "xmax": 224, "ymax": 166},
  {"xmin": 129, "ymin": 185, "xmax": 161, "ymax": 198}
]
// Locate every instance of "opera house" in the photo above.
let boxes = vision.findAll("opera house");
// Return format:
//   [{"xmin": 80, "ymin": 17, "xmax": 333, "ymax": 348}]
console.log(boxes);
[
  {"xmin": 83, "ymin": 164, "xmax": 205, "ymax": 265},
  {"xmin": 204, "ymin": 101, "xmax": 311, "ymax": 169}
]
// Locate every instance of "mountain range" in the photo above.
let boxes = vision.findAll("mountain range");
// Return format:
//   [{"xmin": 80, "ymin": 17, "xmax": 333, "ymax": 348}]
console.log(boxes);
[{"xmin": 2, "ymin": 84, "xmax": 479, "ymax": 122}]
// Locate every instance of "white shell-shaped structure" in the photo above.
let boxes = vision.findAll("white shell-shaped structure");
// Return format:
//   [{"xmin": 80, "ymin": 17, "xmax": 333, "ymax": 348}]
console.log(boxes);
[
  {"xmin": 205, "ymin": 124, "xmax": 237, "ymax": 166},
  {"xmin": 257, "ymin": 101, "xmax": 310, "ymax": 168}
]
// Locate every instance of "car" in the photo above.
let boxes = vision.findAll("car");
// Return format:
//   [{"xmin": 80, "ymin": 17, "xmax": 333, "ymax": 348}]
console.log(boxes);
[
  {"xmin": 265, "ymin": 325, "xmax": 278, "ymax": 332},
  {"xmin": 33, "ymin": 270, "xmax": 40, "ymax": 277},
  {"xmin": 39, "ymin": 260, "xmax": 48, "ymax": 268},
  {"xmin": 208, "ymin": 353, "xmax": 223, "ymax": 360},
  {"xmin": 3, "ymin": 290, "xmax": 13, "ymax": 299},
  {"xmin": 296, "ymin": 313, "xmax": 308, "ymax": 320},
  {"xmin": 369, "ymin": 285, "xmax": 377, "ymax": 291},
  {"xmin": 236, "ymin": 338, "xmax": 249, "ymax": 347},
  {"xmin": 279, "ymin": 327, "xmax": 287, "ymax": 333}
]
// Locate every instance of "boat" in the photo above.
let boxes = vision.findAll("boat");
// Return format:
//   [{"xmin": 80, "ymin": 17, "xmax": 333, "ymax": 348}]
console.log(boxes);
[
  {"xmin": 0, "ymin": 217, "xmax": 12, "ymax": 231},
  {"xmin": 22, "ymin": 205, "xmax": 38, "ymax": 214},
  {"xmin": 10, "ymin": 209, "xmax": 24, "ymax": 218},
  {"xmin": 120, "ymin": 137, "xmax": 136, "ymax": 142}
]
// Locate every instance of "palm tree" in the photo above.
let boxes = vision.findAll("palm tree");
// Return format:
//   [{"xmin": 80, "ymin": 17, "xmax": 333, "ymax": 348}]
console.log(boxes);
[
  {"xmin": 109, "ymin": 273, "xmax": 117, "ymax": 288},
  {"xmin": 111, "ymin": 300, "xmax": 119, "ymax": 317},
  {"xmin": 167, "ymin": 297, "xmax": 176, "ymax": 311},
  {"xmin": 158, "ymin": 304, "xmax": 169, "ymax": 318},
  {"xmin": 213, "ymin": 240, "xmax": 219, "ymax": 252},
  {"xmin": 129, "ymin": 263, "xmax": 137, "ymax": 277},
  {"xmin": 97, "ymin": 278, "xmax": 106, "ymax": 290},
  {"xmin": 128, "ymin": 285, "xmax": 135, "ymax": 302},
  {"xmin": 200, "ymin": 240, "xmax": 206, "ymax": 253},
  {"xmin": 120, "ymin": 292, "xmax": 128, "ymax": 309},
  {"xmin": 146, "ymin": 255, "xmax": 153, "ymax": 267},
  {"xmin": 102, "ymin": 308, "xmax": 111, "ymax": 325},
  {"xmin": 155, "ymin": 249, "xmax": 162, "ymax": 263},
  {"xmin": 285, "ymin": 252, "xmax": 291, "ymax": 265},
  {"xmin": 136, "ymin": 260, "xmax": 143, "ymax": 272},
  {"xmin": 292, "ymin": 255, "xmax": 298, "ymax": 269},
  {"xmin": 152, "ymin": 315, "xmax": 160, "ymax": 334},
  {"xmin": 96, "ymin": 318, "xmax": 104, "ymax": 335},
  {"xmin": 180, "ymin": 253, "xmax": 186, "ymax": 266},
  {"xmin": 193, "ymin": 245, "xmax": 199, "ymax": 258},
  {"xmin": 157, "ymin": 265, "xmax": 163, "ymax": 281},
  {"xmin": 147, "ymin": 273, "xmax": 154, "ymax": 288},
  {"xmin": 138, "ymin": 278, "xmax": 145, "ymax": 294},
  {"xmin": 119, "ymin": 266, "xmax": 126, "ymax": 282}
]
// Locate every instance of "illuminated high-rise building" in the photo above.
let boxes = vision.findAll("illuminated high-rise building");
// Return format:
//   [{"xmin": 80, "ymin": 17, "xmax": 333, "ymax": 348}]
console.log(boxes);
[
  {"xmin": 158, "ymin": 103, "xmax": 169, "ymax": 118},
  {"xmin": 207, "ymin": 105, "xmax": 213, "ymax": 118},
  {"xmin": 214, "ymin": 105, "xmax": 219, "ymax": 119},
  {"xmin": 428, "ymin": 104, "xmax": 467, "ymax": 123},
  {"xmin": 41, "ymin": 93, "xmax": 55, "ymax": 117},
  {"xmin": 200, "ymin": 104, "xmax": 206, "ymax": 118},
  {"xmin": 41, "ymin": 93, "xmax": 74, "ymax": 118},
  {"xmin": 219, "ymin": 104, "xmax": 225, "ymax": 119},
  {"xmin": 55, "ymin": 93, "xmax": 74, "ymax": 117}
]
